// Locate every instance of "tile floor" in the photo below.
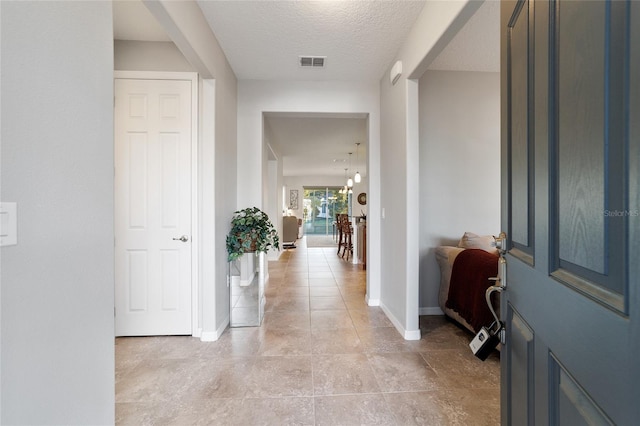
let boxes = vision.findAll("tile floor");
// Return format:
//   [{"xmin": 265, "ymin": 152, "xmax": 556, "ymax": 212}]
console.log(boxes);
[{"xmin": 116, "ymin": 239, "xmax": 500, "ymax": 425}]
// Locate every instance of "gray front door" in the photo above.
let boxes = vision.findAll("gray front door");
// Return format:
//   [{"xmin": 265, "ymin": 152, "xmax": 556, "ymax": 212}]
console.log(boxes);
[{"xmin": 500, "ymin": 1, "xmax": 639, "ymax": 424}]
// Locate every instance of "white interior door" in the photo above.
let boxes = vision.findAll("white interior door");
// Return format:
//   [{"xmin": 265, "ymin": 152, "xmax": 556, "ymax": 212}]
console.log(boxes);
[{"xmin": 115, "ymin": 78, "xmax": 193, "ymax": 336}]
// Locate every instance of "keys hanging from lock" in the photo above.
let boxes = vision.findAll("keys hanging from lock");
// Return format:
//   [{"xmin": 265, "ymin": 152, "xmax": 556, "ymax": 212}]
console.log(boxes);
[{"xmin": 469, "ymin": 321, "xmax": 503, "ymax": 361}]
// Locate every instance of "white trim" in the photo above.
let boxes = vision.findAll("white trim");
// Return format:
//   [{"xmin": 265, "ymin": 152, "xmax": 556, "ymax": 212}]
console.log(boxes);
[
  {"xmin": 114, "ymin": 70, "xmax": 198, "ymax": 82},
  {"xmin": 419, "ymin": 307, "xmax": 444, "ymax": 316},
  {"xmin": 200, "ymin": 316, "xmax": 229, "ymax": 342},
  {"xmin": 380, "ymin": 302, "xmax": 421, "ymax": 341},
  {"xmin": 404, "ymin": 329, "xmax": 422, "ymax": 340},
  {"xmin": 366, "ymin": 295, "xmax": 380, "ymax": 306},
  {"xmin": 189, "ymin": 75, "xmax": 199, "ymax": 338},
  {"xmin": 114, "ymin": 71, "xmax": 200, "ymax": 337},
  {"xmin": 405, "ymin": 78, "xmax": 421, "ymax": 334},
  {"xmin": 198, "ymin": 77, "xmax": 216, "ymax": 340}
]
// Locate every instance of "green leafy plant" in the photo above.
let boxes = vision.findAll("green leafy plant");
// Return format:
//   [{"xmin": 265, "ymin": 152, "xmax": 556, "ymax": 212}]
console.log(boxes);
[{"xmin": 226, "ymin": 207, "xmax": 280, "ymax": 261}]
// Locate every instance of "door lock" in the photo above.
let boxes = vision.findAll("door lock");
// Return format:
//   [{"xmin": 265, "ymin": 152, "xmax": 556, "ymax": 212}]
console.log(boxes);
[
  {"xmin": 470, "ymin": 232, "xmax": 508, "ymax": 359},
  {"xmin": 172, "ymin": 235, "xmax": 189, "ymax": 242},
  {"xmin": 470, "ymin": 321, "xmax": 503, "ymax": 360}
]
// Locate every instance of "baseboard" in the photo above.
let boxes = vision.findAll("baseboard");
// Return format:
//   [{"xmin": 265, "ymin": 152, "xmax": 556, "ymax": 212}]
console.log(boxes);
[
  {"xmin": 366, "ymin": 295, "xmax": 380, "ymax": 306},
  {"xmin": 193, "ymin": 327, "xmax": 202, "ymax": 338},
  {"xmin": 419, "ymin": 307, "xmax": 444, "ymax": 316},
  {"xmin": 200, "ymin": 316, "xmax": 229, "ymax": 342},
  {"xmin": 404, "ymin": 328, "xmax": 422, "ymax": 340},
  {"xmin": 379, "ymin": 302, "xmax": 421, "ymax": 341}
]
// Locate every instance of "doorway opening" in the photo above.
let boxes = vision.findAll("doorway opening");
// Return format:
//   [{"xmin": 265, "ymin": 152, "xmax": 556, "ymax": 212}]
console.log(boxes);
[{"xmin": 303, "ymin": 187, "xmax": 349, "ymax": 236}]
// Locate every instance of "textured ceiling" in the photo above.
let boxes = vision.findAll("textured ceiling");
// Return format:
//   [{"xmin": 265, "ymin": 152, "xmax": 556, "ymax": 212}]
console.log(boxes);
[
  {"xmin": 112, "ymin": 0, "xmax": 499, "ymax": 177},
  {"xmin": 196, "ymin": 0, "xmax": 427, "ymax": 81},
  {"xmin": 113, "ymin": 0, "xmax": 499, "ymax": 79},
  {"xmin": 265, "ymin": 114, "xmax": 368, "ymax": 177}
]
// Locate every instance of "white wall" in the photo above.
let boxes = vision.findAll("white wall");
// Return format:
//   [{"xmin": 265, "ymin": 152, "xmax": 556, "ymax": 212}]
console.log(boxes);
[
  {"xmin": 238, "ymin": 80, "xmax": 381, "ymax": 306},
  {"xmin": 378, "ymin": 0, "xmax": 482, "ymax": 339},
  {"xmin": 144, "ymin": 1, "xmax": 238, "ymax": 340},
  {"xmin": 418, "ymin": 70, "xmax": 501, "ymax": 312},
  {"xmin": 114, "ymin": 40, "xmax": 193, "ymax": 72},
  {"xmin": 1, "ymin": 2, "xmax": 114, "ymax": 423}
]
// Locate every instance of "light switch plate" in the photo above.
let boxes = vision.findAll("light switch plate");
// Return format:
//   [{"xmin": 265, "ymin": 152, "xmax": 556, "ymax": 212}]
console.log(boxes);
[{"xmin": 0, "ymin": 202, "xmax": 18, "ymax": 246}]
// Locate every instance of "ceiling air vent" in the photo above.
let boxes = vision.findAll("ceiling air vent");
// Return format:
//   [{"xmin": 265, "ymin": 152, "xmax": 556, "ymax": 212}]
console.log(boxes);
[{"xmin": 299, "ymin": 56, "xmax": 325, "ymax": 68}]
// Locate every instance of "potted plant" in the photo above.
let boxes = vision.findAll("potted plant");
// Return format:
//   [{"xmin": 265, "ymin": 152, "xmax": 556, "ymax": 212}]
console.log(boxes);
[{"xmin": 226, "ymin": 207, "xmax": 280, "ymax": 261}]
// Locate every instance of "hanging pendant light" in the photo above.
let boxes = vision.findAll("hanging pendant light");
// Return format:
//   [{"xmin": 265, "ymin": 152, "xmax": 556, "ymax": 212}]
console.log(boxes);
[
  {"xmin": 354, "ymin": 143, "xmax": 362, "ymax": 183},
  {"xmin": 347, "ymin": 152, "xmax": 354, "ymax": 188},
  {"xmin": 339, "ymin": 168, "xmax": 348, "ymax": 193}
]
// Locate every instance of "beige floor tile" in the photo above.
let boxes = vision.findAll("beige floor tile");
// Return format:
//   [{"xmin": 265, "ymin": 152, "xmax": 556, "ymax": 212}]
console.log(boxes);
[
  {"xmin": 308, "ymin": 267, "xmax": 333, "ymax": 274},
  {"xmin": 309, "ymin": 286, "xmax": 342, "ymax": 297},
  {"xmin": 349, "ymin": 307, "xmax": 394, "ymax": 329},
  {"xmin": 245, "ymin": 356, "xmax": 313, "ymax": 398},
  {"xmin": 165, "ymin": 398, "xmax": 247, "ymax": 425},
  {"xmin": 308, "ymin": 271, "xmax": 336, "ymax": 279},
  {"xmin": 344, "ymin": 297, "xmax": 370, "ymax": 311},
  {"xmin": 421, "ymin": 349, "xmax": 500, "ymax": 389},
  {"xmin": 116, "ymin": 358, "xmax": 201, "ymax": 403},
  {"xmin": 310, "ymin": 296, "xmax": 347, "ymax": 311},
  {"xmin": 286, "ymin": 267, "xmax": 309, "ymax": 275},
  {"xmin": 312, "ymin": 353, "xmax": 381, "ymax": 395},
  {"xmin": 258, "ymin": 329, "xmax": 312, "ymax": 356},
  {"xmin": 280, "ymin": 278, "xmax": 310, "ymax": 287},
  {"xmin": 311, "ymin": 328, "xmax": 364, "ymax": 354},
  {"xmin": 270, "ymin": 296, "xmax": 310, "ymax": 312},
  {"xmin": 196, "ymin": 329, "xmax": 264, "ymax": 358},
  {"xmin": 115, "ymin": 401, "xmax": 179, "ymax": 425},
  {"xmin": 170, "ymin": 396, "xmax": 316, "ymax": 425},
  {"xmin": 357, "ymin": 327, "xmax": 420, "ymax": 353},
  {"xmin": 384, "ymin": 390, "xmax": 471, "ymax": 425},
  {"xmin": 419, "ymin": 320, "xmax": 473, "ymax": 350},
  {"xmin": 308, "ymin": 278, "xmax": 338, "ymax": 287},
  {"xmin": 264, "ymin": 285, "xmax": 279, "ymax": 298},
  {"xmin": 262, "ymin": 310, "xmax": 310, "ymax": 331},
  {"xmin": 314, "ymin": 394, "xmax": 397, "ymax": 425},
  {"xmin": 186, "ymin": 358, "xmax": 255, "ymax": 399},
  {"xmin": 367, "ymin": 352, "xmax": 440, "ymax": 392},
  {"xmin": 242, "ymin": 397, "xmax": 315, "ymax": 425},
  {"xmin": 268, "ymin": 272, "xmax": 285, "ymax": 281},
  {"xmin": 453, "ymin": 388, "xmax": 501, "ymax": 426},
  {"xmin": 340, "ymin": 291, "xmax": 367, "ymax": 304},
  {"xmin": 277, "ymin": 286, "xmax": 310, "ymax": 297},
  {"xmin": 116, "ymin": 247, "xmax": 500, "ymax": 425},
  {"xmin": 310, "ymin": 310, "xmax": 355, "ymax": 330}
]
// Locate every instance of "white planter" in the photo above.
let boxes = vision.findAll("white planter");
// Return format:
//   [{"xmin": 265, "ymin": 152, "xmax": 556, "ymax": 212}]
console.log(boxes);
[{"xmin": 239, "ymin": 252, "xmax": 256, "ymax": 286}]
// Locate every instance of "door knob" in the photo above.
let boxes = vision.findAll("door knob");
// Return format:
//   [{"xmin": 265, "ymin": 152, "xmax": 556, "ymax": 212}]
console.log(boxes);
[{"xmin": 173, "ymin": 235, "xmax": 189, "ymax": 242}]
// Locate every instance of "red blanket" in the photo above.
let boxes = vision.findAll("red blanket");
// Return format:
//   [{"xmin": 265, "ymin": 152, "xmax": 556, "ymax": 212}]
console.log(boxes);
[{"xmin": 445, "ymin": 249, "xmax": 499, "ymax": 333}]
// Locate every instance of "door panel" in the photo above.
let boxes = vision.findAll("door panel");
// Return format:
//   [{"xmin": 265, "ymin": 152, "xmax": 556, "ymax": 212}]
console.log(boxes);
[
  {"xmin": 115, "ymin": 78, "xmax": 192, "ymax": 336},
  {"xmin": 501, "ymin": 1, "xmax": 639, "ymax": 424},
  {"xmin": 557, "ymin": 1, "xmax": 607, "ymax": 275},
  {"xmin": 507, "ymin": 0, "xmax": 534, "ymax": 263},
  {"xmin": 550, "ymin": 354, "xmax": 615, "ymax": 425},
  {"xmin": 553, "ymin": 0, "xmax": 627, "ymax": 308},
  {"xmin": 128, "ymin": 133, "xmax": 148, "ymax": 229},
  {"xmin": 507, "ymin": 308, "xmax": 534, "ymax": 426}
]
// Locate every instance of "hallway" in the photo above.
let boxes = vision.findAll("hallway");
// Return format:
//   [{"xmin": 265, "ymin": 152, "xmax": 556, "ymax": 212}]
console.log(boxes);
[{"xmin": 116, "ymin": 239, "xmax": 500, "ymax": 424}]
